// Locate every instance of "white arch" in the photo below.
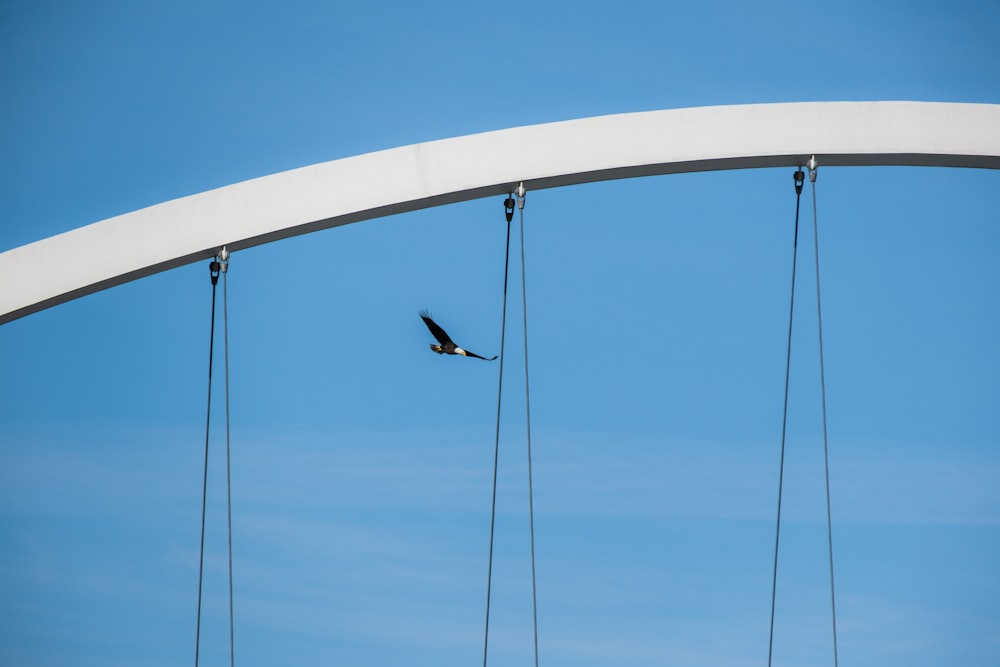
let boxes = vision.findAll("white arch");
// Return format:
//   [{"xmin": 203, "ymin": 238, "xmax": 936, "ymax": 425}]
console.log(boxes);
[{"xmin": 2, "ymin": 101, "xmax": 999, "ymax": 324}]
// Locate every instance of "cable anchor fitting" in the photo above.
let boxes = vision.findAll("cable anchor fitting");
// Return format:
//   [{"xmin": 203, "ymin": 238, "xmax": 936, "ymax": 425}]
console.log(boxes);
[
  {"xmin": 807, "ymin": 155, "xmax": 819, "ymax": 183},
  {"xmin": 218, "ymin": 246, "xmax": 229, "ymax": 274},
  {"xmin": 515, "ymin": 182, "xmax": 526, "ymax": 210},
  {"xmin": 209, "ymin": 258, "xmax": 221, "ymax": 286},
  {"xmin": 794, "ymin": 168, "xmax": 805, "ymax": 195},
  {"xmin": 504, "ymin": 195, "xmax": 515, "ymax": 223}
]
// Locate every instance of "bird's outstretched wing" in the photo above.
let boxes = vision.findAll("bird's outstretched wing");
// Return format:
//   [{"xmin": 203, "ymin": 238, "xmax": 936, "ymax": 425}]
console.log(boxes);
[
  {"xmin": 419, "ymin": 309, "xmax": 454, "ymax": 346},
  {"xmin": 463, "ymin": 350, "xmax": 498, "ymax": 361}
]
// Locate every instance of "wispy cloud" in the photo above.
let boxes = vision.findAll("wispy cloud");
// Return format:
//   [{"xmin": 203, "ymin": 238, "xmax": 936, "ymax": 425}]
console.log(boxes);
[
  {"xmin": 2, "ymin": 422, "xmax": 997, "ymax": 666},
  {"xmin": 524, "ymin": 431, "xmax": 1000, "ymax": 526}
]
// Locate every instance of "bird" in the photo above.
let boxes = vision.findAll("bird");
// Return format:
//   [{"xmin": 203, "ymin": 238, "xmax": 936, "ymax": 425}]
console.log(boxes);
[{"xmin": 419, "ymin": 310, "xmax": 497, "ymax": 361}]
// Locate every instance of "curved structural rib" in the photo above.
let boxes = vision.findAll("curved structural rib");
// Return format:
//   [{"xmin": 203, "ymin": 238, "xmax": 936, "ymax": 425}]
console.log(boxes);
[{"xmin": 2, "ymin": 101, "xmax": 1000, "ymax": 324}]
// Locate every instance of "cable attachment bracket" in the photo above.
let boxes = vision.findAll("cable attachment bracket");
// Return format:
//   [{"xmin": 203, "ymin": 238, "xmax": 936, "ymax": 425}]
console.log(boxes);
[
  {"xmin": 209, "ymin": 246, "xmax": 229, "ymax": 285},
  {"xmin": 794, "ymin": 167, "xmax": 805, "ymax": 195},
  {"xmin": 504, "ymin": 194, "xmax": 516, "ymax": 223},
  {"xmin": 807, "ymin": 155, "xmax": 819, "ymax": 183},
  {"xmin": 515, "ymin": 182, "xmax": 526, "ymax": 211},
  {"xmin": 218, "ymin": 246, "xmax": 229, "ymax": 274},
  {"xmin": 209, "ymin": 258, "xmax": 221, "ymax": 286}
]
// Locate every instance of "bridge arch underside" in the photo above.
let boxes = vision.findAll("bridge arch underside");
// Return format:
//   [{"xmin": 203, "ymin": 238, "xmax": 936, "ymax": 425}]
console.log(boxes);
[{"xmin": 2, "ymin": 101, "xmax": 999, "ymax": 324}]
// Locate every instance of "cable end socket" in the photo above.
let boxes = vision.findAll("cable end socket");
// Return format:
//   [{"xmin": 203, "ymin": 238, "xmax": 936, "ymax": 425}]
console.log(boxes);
[{"xmin": 504, "ymin": 195, "xmax": 515, "ymax": 223}]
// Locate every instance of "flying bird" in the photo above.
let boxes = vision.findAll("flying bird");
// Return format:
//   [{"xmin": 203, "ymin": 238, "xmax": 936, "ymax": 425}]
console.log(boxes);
[{"xmin": 419, "ymin": 310, "xmax": 497, "ymax": 361}]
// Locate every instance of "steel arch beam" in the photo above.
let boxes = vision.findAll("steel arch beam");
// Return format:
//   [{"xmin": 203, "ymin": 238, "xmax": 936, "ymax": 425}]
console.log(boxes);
[{"xmin": 2, "ymin": 101, "xmax": 999, "ymax": 324}]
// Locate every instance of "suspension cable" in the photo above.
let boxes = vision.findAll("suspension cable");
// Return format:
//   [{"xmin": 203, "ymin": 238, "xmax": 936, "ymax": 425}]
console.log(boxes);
[
  {"xmin": 483, "ymin": 195, "xmax": 515, "ymax": 667},
  {"xmin": 767, "ymin": 167, "xmax": 805, "ymax": 667},
  {"xmin": 194, "ymin": 257, "xmax": 221, "ymax": 667},
  {"xmin": 221, "ymin": 248, "xmax": 236, "ymax": 667},
  {"xmin": 809, "ymin": 159, "xmax": 840, "ymax": 667},
  {"xmin": 516, "ymin": 184, "xmax": 541, "ymax": 667}
]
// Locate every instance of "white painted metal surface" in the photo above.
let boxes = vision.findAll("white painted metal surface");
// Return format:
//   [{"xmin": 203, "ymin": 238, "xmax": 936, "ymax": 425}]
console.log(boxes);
[{"xmin": 2, "ymin": 101, "xmax": 999, "ymax": 324}]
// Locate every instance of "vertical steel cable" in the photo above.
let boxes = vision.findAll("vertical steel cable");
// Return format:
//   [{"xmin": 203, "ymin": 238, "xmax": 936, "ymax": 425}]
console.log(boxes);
[
  {"xmin": 517, "ymin": 191, "xmax": 540, "ymax": 667},
  {"xmin": 809, "ymin": 168, "xmax": 840, "ymax": 667},
  {"xmin": 483, "ymin": 199, "xmax": 514, "ymax": 667},
  {"xmin": 195, "ymin": 259, "xmax": 220, "ymax": 667},
  {"xmin": 768, "ymin": 169, "xmax": 804, "ymax": 667},
  {"xmin": 222, "ymin": 255, "xmax": 235, "ymax": 667}
]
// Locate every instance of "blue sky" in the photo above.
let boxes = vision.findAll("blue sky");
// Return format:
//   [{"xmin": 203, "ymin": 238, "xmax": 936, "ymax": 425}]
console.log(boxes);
[{"xmin": 1, "ymin": 1, "xmax": 998, "ymax": 666}]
